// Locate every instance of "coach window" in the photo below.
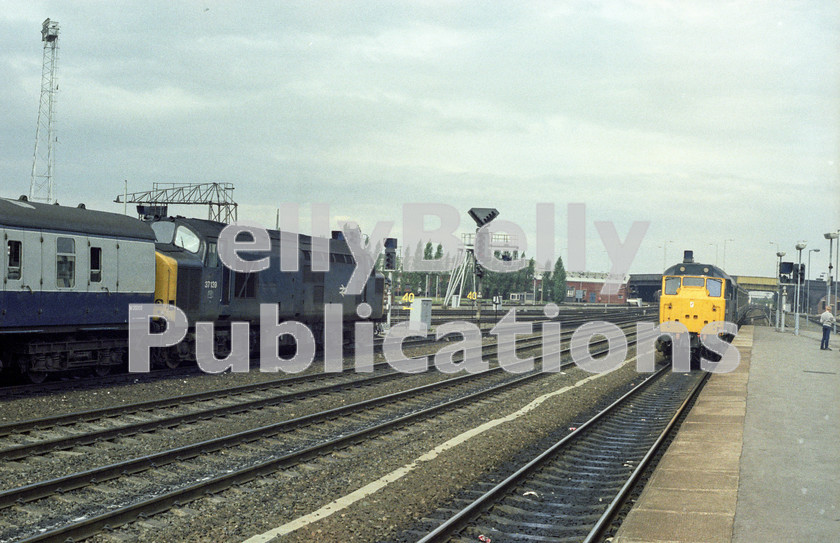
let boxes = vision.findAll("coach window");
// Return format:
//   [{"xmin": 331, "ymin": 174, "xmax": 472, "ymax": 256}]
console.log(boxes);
[
  {"xmin": 707, "ymin": 278, "xmax": 722, "ymax": 297},
  {"xmin": 56, "ymin": 237, "xmax": 76, "ymax": 288},
  {"xmin": 664, "ymin": 277, "xmax": 681, "ymax": 295},
  {"xmin": 7, "ymin": 240, "xmax": 22, "ymax": 280},
  {"xmin": 90, "ymin": 247, "xmax": 102, "ymax": 283}
]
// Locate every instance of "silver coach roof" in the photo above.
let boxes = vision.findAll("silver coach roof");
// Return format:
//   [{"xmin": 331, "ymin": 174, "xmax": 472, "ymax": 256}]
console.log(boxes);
[{"xmin": 0, "ymin": 196, "xmax": 155, "ymax": 241}]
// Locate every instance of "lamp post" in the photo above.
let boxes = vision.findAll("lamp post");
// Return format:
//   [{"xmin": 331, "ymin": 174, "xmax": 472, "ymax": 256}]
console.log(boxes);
[
  {"xmin": 723, "ymin": 239, "xmax": 734, "ymax": 270},
  {"xmin": 835, "ymin": 230, "xmax": 839, "ymax": 332},
  {"xmin": 775, "ymin": 250, "xmax": 785, "ymax": 330},
  {"xmin": 825, "ymin": 232, "xmax": 838, "ymax": 317},
  {"xmin": 660, "ymin": 240, "xmax": 673, "ymax": 269},
  {"xmin": 807, "ymin": 248, "xmax": 820, "ymax": 316},
  {"xmin": 707, "ymin": 242, "xmax": 719, "ymax": 266},
  {"xmin": 794, "ymin": 242, "xmax": 806, "ymax": 335},
  {"xmin": 830, "ymin": 230, "xmax": 840, "ymax": 333}
]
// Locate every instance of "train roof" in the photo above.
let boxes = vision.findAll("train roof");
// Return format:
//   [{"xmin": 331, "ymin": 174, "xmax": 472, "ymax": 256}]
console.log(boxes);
[
  {"xmin": 0, "ymin": 196, "xmax": 155, "ymax": 241},
  {"xmin": 153, "ymin": 216, "xmax": 354, "ymax": 255}
]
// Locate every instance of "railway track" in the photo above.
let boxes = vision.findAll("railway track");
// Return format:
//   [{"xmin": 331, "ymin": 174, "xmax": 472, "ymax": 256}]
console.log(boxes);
[
  {"xmin": 0, "ymin": 313, "xmax": 646, "ymax": 462},
  {"xmin": 391, "ymin": 305, "xmax": 650, "ymax": 325},
  {"xmin": 412, "ymin": 365, "xmax": 707, "ymax": 542},
  {"xmin": 0, "ymin": 306, "xmax": 651, "ymax": 396},
  {"xmin": 0, "ymin": 316, "xmax": 653, "ymax": 542}
]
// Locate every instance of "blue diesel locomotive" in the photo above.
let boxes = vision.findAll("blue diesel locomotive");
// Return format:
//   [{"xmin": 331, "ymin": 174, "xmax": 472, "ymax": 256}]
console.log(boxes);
[{"xmin": 0, "ymin": 196, "xmax": 385, "ymax": 382}]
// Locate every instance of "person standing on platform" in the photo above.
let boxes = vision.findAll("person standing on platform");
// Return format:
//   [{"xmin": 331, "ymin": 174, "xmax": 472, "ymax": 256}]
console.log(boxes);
[{"xmin": 820, "ymin": 307, "xmax": 835, "ymax": 350}]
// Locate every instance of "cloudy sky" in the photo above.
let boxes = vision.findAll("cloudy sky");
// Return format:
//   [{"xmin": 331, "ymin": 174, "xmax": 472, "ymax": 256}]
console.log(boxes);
[{"xmin": 1, "ymin": 1, "xmax": 838, "ymax": 277}]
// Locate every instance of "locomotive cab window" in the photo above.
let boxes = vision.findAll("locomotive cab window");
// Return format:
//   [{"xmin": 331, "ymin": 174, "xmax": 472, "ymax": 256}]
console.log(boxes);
[
  {"xmin": 706, "ymin": 278, "xmax": 722, "ymax": 297},
  {"xmin": 90, "ymin": 247, "xmax": 102, "ymax": 283},
  {"xmin": 7, "ymin": 240, "xmax": 22, "ymax": 280},
  {"xmin": 174, "ymin": 226, "xmax": 201, "ymax": 254},
  {"xmin": 56, "ymin": 237, "xmax": 76, "ymax": 288},
  {"xmin": 664, "ymin": 277, "xmax": 680, "ymax": 295},
  {"xmin": 151, "ymin": 221, "xmax": 176, "ymax": 244},
  {"xmin": 683, "ymin": 277, "xmax": 705, "ymax": 287}
]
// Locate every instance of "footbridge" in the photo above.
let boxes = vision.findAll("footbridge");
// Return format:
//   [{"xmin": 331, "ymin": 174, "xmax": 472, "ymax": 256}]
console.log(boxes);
[{"xmin": 732, "ymin": 275, "xmax": 777, "ymax": 293}]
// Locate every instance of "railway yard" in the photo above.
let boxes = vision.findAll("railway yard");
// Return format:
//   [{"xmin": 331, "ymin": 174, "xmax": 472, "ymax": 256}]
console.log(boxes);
[
  {"xmin": 0, "ymin": 306, "xmax": 678, "ymax": 542},
  {"xmin": 0, "ymin": 199, "xmax": 836, "ymax": 542},
  {"xmin": 2, "ymin": 4, "xmax": 837, "ymax": 542},
  {"xmin": 0, "ymin": 304, "xmax": 835, "ymax": 542}
]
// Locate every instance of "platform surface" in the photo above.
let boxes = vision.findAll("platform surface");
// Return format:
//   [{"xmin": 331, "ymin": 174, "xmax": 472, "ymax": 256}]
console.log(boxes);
[{"xmin": 613, "ymin": 325, "xmax": 840, "ymax": 542}]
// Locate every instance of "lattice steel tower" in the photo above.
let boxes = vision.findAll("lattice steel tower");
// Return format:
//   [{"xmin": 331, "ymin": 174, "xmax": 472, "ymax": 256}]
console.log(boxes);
[{"xmin": 29, "ymin": 18, "xmax": 60, "ymax": 203}]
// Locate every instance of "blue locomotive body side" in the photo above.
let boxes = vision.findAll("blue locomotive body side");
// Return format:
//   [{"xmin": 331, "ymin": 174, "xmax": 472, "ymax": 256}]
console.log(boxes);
[
  {"xmin": 149, "ymin": 216, "xmax": 385, "ymax": 327},
  {"xmin": 0, "ymin": 196, "xmax": 386, "ymax": 380}
]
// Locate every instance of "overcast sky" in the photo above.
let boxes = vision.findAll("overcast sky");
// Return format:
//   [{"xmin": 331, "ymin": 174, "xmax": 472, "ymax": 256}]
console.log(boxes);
[{"xmin": 1, "ymin": 1, "xmax": 838, "ymax": 277}]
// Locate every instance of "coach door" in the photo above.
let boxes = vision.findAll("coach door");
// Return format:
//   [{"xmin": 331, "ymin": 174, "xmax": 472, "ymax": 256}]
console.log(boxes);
[
  {"xmin": 1, "ymin": 229, "xmax": 17, "ymax": 326},
  {"xmin": 14, "ymin": 229, "xmax": 42, "ymax": 324},
  {"xmin": 99, "ymin": 239, "xmax": 119, "ymax": 294}
]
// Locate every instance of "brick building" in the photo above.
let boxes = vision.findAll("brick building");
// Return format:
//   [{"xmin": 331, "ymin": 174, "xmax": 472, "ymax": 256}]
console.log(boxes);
[{"xmin": 565, "ymin": 271, "xmax": 629, "ymax": 304}]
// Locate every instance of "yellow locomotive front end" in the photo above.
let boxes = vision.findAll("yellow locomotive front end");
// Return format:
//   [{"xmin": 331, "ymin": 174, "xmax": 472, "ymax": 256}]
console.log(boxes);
[
  {"xmin": 657, "ymin": 250, "xmax": 744, "ymax": 368},
  {"xmin": 659, "ymin": 275, "xmax": 727, "ymax": 335}
]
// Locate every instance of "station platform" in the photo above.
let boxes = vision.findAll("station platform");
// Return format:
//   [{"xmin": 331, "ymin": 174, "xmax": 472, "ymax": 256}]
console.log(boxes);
[{"xmin": 614, "ymin": 325, "xmax": 840, "ymax": 542}]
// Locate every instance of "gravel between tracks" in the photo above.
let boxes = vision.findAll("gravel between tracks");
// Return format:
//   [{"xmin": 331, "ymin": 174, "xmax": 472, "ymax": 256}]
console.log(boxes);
[{"xmin": 79, "ymin": 350, "xmax": 654, "ymax": 543}]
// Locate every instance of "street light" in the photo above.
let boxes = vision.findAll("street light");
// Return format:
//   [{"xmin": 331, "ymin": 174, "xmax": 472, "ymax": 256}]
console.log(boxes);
[
  {"xmin": 723, "ymin": 238, "xmax": 734, "ymax": 270},
  {"xmin": 835, "ymin": 230, "xmax": 840, "ymax": 332},
  {"xmin": 794, "ymin": 241, "xmax": 806, "ymax": 335},
  {"xmin": 659, "ymin": 240, "xmax": 674, "ymax": 269},
  {"xmin": 707, "ymin": 242, "xmax": 719, "ymax": 266},
  {"xmin": 769, "ymin": 241, "xmax": 781, "ymax": 275},
  {"xmin": 807, "ymin": 248, "xmax": 820, "ymax": 316},
  {"xmin": 825, "ymin": 232, "xmax": 839, "ymax": 315},
  {"xmin": 775, "ymin": 250, "xmax": 785, "ymax": 330},
  {"xmin": 829, "ymin": 230, "xmax": 840, "ymax": 334}
]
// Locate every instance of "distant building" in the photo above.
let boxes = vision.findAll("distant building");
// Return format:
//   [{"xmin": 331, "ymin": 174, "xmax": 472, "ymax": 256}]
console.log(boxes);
[
  {"xmin": 817, "ymin": 294, "xmax": 839, "ymax": 313},
  {"xmin": 509, "ymin": 292, "xmax": 536, "ymax": 303},
  {"xmin": 565, "ymin": 271, "xmax": 628, "ymax": 303}
]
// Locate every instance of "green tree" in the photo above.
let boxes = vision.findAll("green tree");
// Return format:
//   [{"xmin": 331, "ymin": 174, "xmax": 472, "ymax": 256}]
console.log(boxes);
[
  {"xmin": 541, "ymin": 270, "xmax": 551, "ymax": 301},
  {"xmin": 550, "ymin": 256, "xmax": 567, "ymax": 303},
  {"xmin": 522, "ymin": 257, "xmax": 536, "ymax": 300}
]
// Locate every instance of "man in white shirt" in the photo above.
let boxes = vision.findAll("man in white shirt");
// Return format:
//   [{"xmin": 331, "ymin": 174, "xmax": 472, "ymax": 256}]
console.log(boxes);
[{"xmin": 820, "ymin": 307, "xmax": 836, "ymax": 350}]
